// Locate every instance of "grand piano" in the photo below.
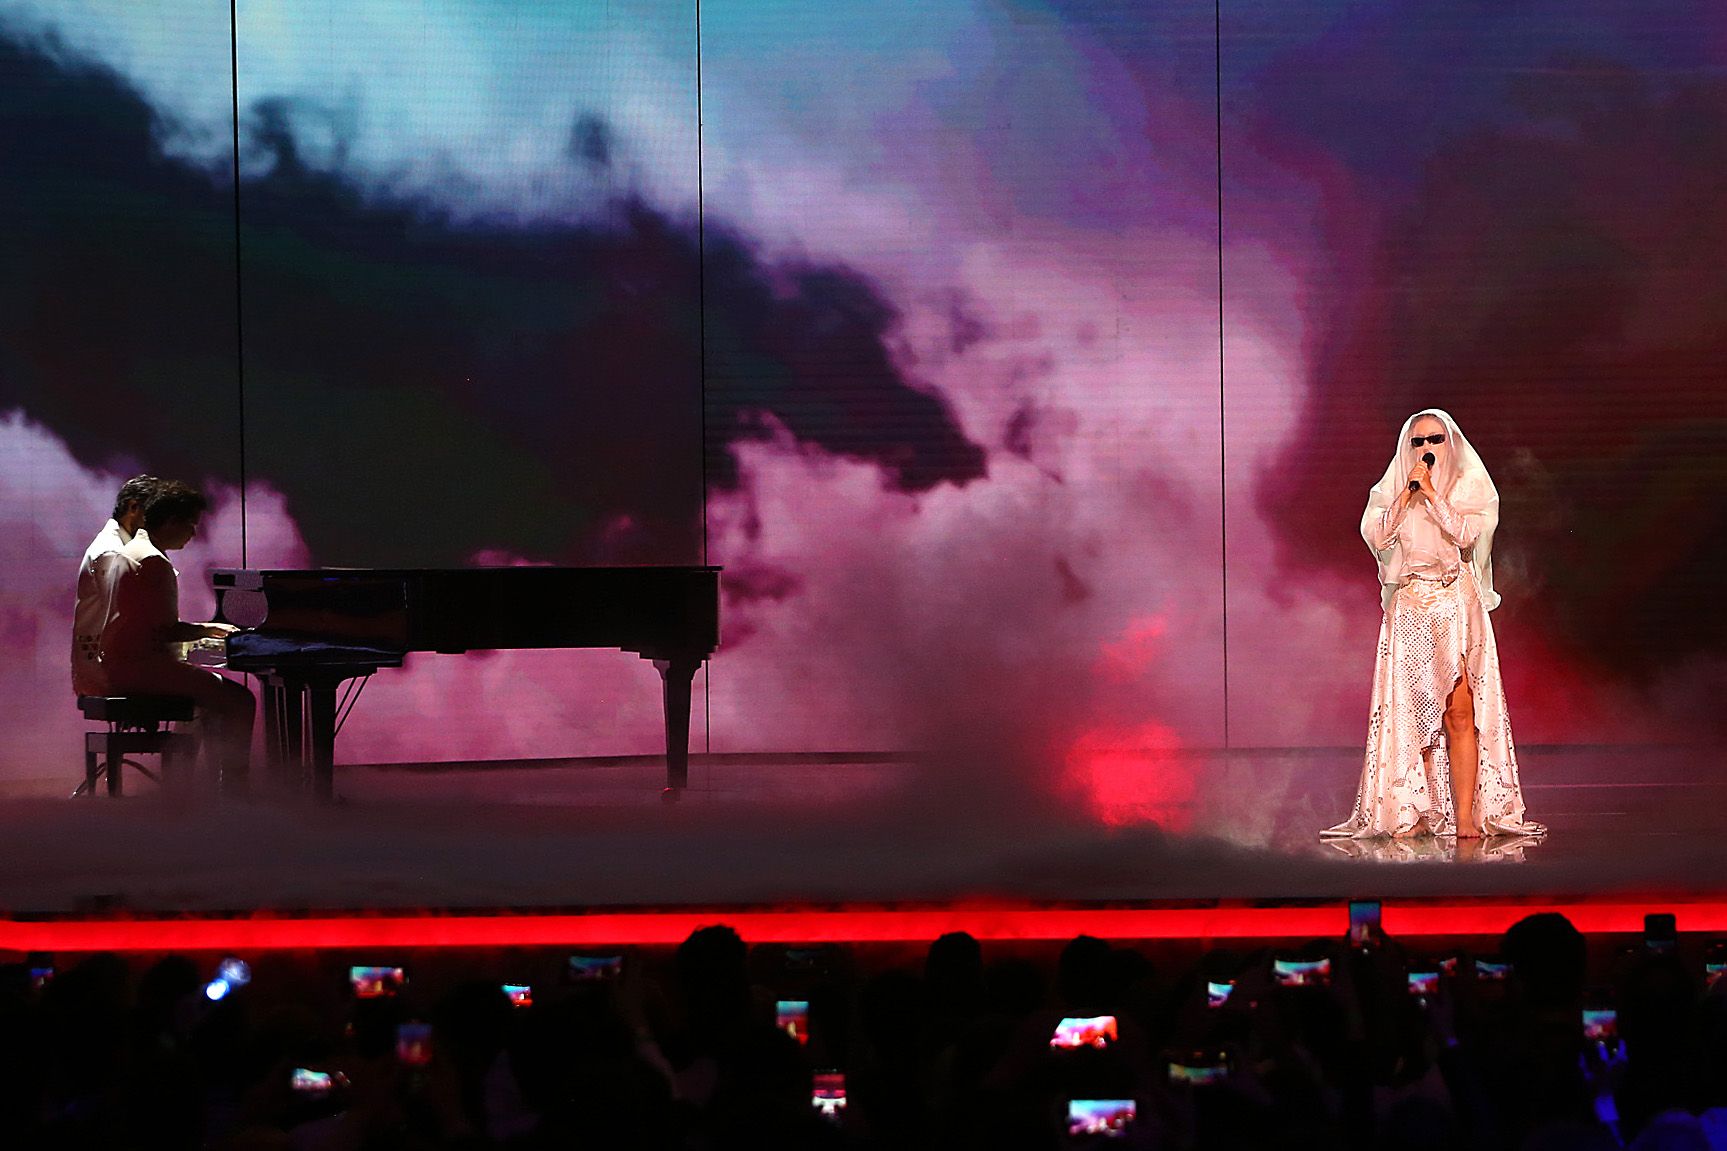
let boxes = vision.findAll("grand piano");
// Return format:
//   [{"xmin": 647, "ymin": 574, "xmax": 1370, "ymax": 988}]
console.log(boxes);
[{"xmin": 210, "ymin": 567, "xmax": 721, "ymax": 801}]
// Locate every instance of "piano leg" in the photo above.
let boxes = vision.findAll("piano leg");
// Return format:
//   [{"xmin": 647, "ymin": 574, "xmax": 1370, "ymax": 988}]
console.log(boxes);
[
  {"xmin": 306, "ymin": 680, "xmax": 338, "ymax": 803},
  {"xmin": 654, "ymin": 657, "xmax": 702, "ymax": 793},
  {"xmin": 282, "ymin": 685, "xmax": 305, "ymax": 793},
  {"xmin": 244, "ymin": 665, "xmax": 377, "ymax": 803}
]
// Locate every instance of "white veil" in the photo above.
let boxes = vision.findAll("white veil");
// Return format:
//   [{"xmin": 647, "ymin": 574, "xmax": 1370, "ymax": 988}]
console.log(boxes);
[{"xmin": 1361, "ymin": 408, "xmax": 1501, "ymax": 610}]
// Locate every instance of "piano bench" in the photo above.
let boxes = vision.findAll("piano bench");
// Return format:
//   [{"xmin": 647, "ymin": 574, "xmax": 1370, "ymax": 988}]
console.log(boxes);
[{"xmin": 75, "ymin": 695, "xmax": 198, "ymax": 798}]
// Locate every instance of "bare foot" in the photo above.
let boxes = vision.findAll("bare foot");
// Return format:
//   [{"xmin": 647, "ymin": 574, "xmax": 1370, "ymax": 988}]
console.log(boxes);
[{"xmin": 1455, "ymin": 815, "xmax": 1482, "ymax": 840}]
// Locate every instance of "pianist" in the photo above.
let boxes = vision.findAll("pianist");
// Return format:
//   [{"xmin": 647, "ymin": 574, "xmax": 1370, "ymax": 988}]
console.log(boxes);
[
  {"xmin": 99, "ymin": 481, "xmax": 255, "ymax": 790},
  {"xmin": 72, "ymin": 474, "xmax": 159, "ymax": 696}
]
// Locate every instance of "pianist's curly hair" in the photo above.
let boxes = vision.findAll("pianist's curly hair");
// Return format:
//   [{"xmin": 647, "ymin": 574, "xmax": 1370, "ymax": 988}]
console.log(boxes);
[
  {"xmin": 142, "ymin": 480, "xmax": 208, "ymax": 533},
  {"xmin": 111, "ymin": 474, "xmax": 161, "ymax": 520}
]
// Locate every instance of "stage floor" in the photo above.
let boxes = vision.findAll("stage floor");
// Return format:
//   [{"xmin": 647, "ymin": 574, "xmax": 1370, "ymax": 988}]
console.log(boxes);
[{"xmin": 1, "ymin": 745, "xmax": 1722, "ymax": 923}]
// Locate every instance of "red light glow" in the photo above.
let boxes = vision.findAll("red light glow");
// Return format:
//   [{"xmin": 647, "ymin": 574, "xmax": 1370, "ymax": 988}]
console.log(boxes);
[
  {"xmin": 1065, "ymin": 720, "xmax": 1192, "ymax": 829},
  {"xmin": 6, "ymin": 897, "xmax": 1727, "ymax": 954}
]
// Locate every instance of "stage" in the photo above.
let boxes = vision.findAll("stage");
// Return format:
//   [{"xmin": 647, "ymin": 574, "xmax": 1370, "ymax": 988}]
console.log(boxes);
[{"xmin": 3, "ymin": 745, "xmax": 1723, "ymax": 952}]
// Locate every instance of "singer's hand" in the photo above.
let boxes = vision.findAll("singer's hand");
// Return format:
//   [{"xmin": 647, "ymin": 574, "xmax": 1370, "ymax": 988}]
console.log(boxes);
[{"xmin": 1408, "ymin": 461, "xmax": 1435, "ymax": 500}]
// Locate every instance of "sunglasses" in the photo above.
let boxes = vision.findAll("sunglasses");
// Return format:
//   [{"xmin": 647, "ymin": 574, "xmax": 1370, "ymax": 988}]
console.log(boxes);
[{"xmin": 1409, "ymin": 434, "xmax": 1447, "ymax": 447}]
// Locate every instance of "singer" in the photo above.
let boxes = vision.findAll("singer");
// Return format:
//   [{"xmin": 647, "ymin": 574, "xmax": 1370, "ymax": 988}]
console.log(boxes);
[{"xmin": 1322, "ymin": 410, "xmax": 1545, "ymax": 842}]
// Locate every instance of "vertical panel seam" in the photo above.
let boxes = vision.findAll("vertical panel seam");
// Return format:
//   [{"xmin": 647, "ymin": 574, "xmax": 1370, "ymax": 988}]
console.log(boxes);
[
  {"xmin": 230, "ymin": 0, "xmax": 247, "ymax": 565},
  {"xmin": 696, "ymin": 0, "xmax": 712, "ymax": 759},
  {"xmin": 1216, "ymin": 0, "xmax": 1229, "ymax": 749}
]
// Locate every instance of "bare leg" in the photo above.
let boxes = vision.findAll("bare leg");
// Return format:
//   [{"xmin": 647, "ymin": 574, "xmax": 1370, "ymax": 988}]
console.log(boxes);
[{"xmin": 1444, "ymin": 674, "xmax": 1479, "ymax": 838}]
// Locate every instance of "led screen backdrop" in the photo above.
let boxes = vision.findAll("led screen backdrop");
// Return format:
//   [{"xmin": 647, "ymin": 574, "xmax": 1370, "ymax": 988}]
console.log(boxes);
[{"xmin": 1, "ymin": 1, "xmax": 1722, "ymax": 835}]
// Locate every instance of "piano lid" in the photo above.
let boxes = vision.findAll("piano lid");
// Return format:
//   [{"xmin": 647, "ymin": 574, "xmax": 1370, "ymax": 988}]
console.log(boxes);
[{"xmin": 211, "ymin": 566, "xmax": 721, "ymax": 658}]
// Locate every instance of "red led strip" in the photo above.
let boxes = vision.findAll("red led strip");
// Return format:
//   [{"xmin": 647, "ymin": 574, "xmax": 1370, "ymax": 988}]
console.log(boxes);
[{"xmin": 4, "ymin": 898, "xmax": 1726, "ymax": 953}]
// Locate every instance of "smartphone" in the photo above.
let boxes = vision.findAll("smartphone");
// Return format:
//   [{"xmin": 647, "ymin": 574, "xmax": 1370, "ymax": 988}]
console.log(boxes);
[
  {"xmin": 1474, "ymin": 956, "xmax": 1510, "ymax": 982},
  {"xmin": 811, "ymin": 1070, "xmax": 846, "ymax": 1120},
  {"xmin": 1272, "ymin": 957, "xmax": 1332, "ymax": 988},
  {"xmin": 1205, "ymin": 980, "xmax": 1235, "ymax": 1009},
  {"xmin": 1067, "ymin": 1098, "xmax": 1136, "ymax": 1137},
  {"xmin": 290, "ymin": 1068, "xmax": 344, "ymax": 1096},
  {"xmin": 1434, "ymin": 954, "xmax": 1461, "ymax": 977},
  {"xmin": 1348, "ymin": 900, "xmax": 1381, "ymax": 947},
  {"xmin": 1166, "ymin": 1051, "xmax": 1231, "ymax": 1086},
  {"xmin": 567, "ymin": 954, "xmax": 624, "ymax": 983},
  {"xmin": 1051, "ymin": 1015, "xmax": 1119, "ymax": 1049},
  {"xmin": 1645, "ymin": 913, "xmax": 1678, "ymax": 956},
  {"xmin": 204, "ymin": 957, "xmax": 252, "ymax": 1002},
  {"xmin": 775, "ymin": 1000, "xmax": 811, "ymax": 1047},
  {"xmin": 501, "ymin": 983, "xmax": 533, "ymax": 1008},
  {"xmin": 26, "ymin": 952, "xmax": 53, "ymax": 992},
  {"xmin": 216, "ymin": 957, "xmax": 251, "ymax": 985},
  {"xmin": 1706, "ymin": 942, "xmax": 1727, "ymax": 990},
  {"xmin": 396, "ymin": 1021, "xmax": 433, "ymax": 1066},
  {"xmin": 1582, "ymin": 1007, "xmax": 1619, "ymax": 1043},
  {"xmin": 1407, "ymin": 970, "xmax": 1440, "ymax": 998},
  {"xmin": 349, "ymin": 965, "xmax": 405, "ymax": 999}
]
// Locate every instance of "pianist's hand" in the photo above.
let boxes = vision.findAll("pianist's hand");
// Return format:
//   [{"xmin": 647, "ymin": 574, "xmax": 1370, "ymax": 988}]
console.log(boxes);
[{"xmin": 197, "ymin": 621, "xmax": 240, "ymax": 640}]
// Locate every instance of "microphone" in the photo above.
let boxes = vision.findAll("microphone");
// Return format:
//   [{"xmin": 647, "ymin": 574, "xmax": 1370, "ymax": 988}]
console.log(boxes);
[{"xmin": 1408, "ymin": 452, "xmax": 1435, "ymax": 492}]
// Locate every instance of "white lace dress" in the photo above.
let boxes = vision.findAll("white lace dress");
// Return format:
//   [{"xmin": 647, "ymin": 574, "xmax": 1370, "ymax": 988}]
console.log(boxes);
[{"xmin": 1323, "ymin": 495, "xmax": 1546, "ymax": 840}]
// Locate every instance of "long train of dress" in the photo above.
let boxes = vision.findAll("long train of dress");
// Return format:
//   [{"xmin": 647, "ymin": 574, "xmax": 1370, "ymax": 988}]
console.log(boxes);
[{"xmin": 1322, "ymin": 569, "xmax": 1545, "ymax": 840}]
